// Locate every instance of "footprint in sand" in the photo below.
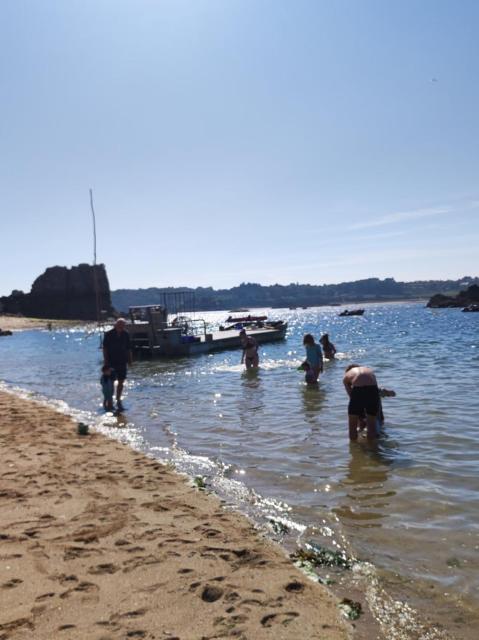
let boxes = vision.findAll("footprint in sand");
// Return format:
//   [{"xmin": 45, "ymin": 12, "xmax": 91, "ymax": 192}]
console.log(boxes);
[
  {"xmin": 122, "ymin": 555, "xmax": 161, "ymax": 573},
  {"xmin": 285, "ymin": 581, "xmax": 305, "ymax": 593},
  {"xmin": 118, "ymin": 609, "xmax": 147, "ymax": 619},
  {"xmin": 88, "ymin": 563, "xmax": 119, "ymax": 575},
  {"xmin": 58, "ymin": 574, "xmax": 78, "ymax": 585},
  {"xmin": 64, "ymin": 545, "xmax": 102, "ymax": 560},
  {"xmin": 35, "ymin": 592, "xmax": 56, "ymax": 601},
  {"xmin": 260, "ymin": 611, "xmax": 300, "ymax": 627},
  {"xmin": 2, "ymin": 578, "xmax": 23, "ymax": 589},
  {"xmin": 59, "ymin": 581, "xmax": 99, "ymax": 599}
]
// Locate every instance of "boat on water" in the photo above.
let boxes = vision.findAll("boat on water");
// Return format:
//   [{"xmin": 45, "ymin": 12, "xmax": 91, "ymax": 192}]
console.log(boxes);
[
  {"xmin": 339, "ymin": 309, "xmax": 365, "ymax": 317},
  {"xmin": 124, "ymin": 295, "xmax": 287, "ymax": 358},
  {"xmin": 462, "ymin": 304, "xmax": 479, "ymax": 312},
  {"xmin": 225, "ymin": 313, "xmax": 268, "ymax": 323},
  {"xmin": 0, "ymin": 329, "xmax": 13, "ymax": 337}
]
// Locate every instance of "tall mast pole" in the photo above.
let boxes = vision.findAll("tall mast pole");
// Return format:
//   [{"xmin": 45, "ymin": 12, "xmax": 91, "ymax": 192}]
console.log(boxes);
[
  {"xmin": 90, "ymin": 188, "xmax": 97, "ymax": 266},
  {"xmin": 90, "ymin": 189, "xmax": 101, "ymax": 323}
]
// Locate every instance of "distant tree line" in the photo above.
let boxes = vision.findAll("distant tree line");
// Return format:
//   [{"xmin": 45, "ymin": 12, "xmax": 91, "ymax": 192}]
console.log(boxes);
[{"xmin": 111, "ymin": 276, "xmax": 478, "ymax": 313}]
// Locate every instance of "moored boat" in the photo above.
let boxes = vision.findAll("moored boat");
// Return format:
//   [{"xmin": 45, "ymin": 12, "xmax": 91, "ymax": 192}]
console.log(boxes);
[
  {"xmin": 226, "ymin": 314, "xmax": 268, "ymax": 323},
  {"xmin": 339, "ymin": 309, "xmax": 365, "ymax": 317},
  {"xmin": 124, "ymin": 296, "xmax": 287, "ymax": 358}
]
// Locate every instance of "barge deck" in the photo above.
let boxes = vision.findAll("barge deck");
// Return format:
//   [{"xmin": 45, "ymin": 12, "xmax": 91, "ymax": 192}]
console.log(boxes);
[{"xmin": 124, "ymin": 301, "xmax": 287, "ymax": 358}]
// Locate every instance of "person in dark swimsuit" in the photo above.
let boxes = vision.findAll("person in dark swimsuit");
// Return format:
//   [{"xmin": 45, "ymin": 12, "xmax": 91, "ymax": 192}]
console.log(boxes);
[{"xmin": 240, "ymin": 329, "xmax": 259, "ymax": 369}]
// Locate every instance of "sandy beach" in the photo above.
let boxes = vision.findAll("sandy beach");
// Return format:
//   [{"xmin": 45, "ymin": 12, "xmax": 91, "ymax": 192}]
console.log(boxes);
[
  {"xmin": 0, "ymin": 390, "xmax": 353, "ymax": 640},
  {"xmin": 0, "ymin": 316, "xmax": 82, "ymax": 332}
]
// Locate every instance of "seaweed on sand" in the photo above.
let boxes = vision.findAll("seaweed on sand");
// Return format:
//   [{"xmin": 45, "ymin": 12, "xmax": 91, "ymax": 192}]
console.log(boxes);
[
  {"xmin": 268, "ymin": 518, "xmax": 290, "ymax": 535},
  {"xmin": 291, "ymin": 542, "xmax": 354, "ymax": 570},
  {"xmin": 338, "ymin": 598, "xmax": 362, "ymax": 620},
  {"xmin": 194, "ymin": 476, "xmax": 207, "ymax": 490}
]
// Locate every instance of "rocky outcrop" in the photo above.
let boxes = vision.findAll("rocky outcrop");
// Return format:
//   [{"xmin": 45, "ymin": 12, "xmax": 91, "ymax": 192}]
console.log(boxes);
[
  {"xmin": 427, "ymin": 284, "xmax": 479, "ymax": 308},
  {"xmin": 0, "ymin": 264, "xmax": 114, "ymax": 320}
]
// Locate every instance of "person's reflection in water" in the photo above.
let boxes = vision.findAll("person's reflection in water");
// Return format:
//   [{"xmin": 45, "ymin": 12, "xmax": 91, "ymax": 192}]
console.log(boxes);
[
  {"xmin": 238, "ymin": 368, "xmax": 264, "ymax": 432},
  {"xmin": 301, "ymin": 383, "xmax": 326, "ymax": 435},
  {"xmin": 335, "ymin": 441, "xmax": 395, "ymax": 527}
]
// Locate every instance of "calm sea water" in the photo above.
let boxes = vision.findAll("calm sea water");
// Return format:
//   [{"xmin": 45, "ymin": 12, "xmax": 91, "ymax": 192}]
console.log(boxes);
[{"xmin": 1, "ymin": 303, "xmax": 478, "ymax": 638}]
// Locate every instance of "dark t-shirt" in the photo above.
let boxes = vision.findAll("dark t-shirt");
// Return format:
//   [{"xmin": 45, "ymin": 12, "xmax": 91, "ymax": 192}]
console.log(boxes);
[{"xmin": 103, "ymin": 328, "xmax": 131, "ymax": 365}]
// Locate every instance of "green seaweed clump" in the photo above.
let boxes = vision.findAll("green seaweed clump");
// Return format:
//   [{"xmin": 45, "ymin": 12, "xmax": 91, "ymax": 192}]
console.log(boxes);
[
  {"xmin": 338, "ymin": 598, "xmax": 362, "ymax": 620},
  {"xmin": 194, "ymin": 476, "xmax": 207, "ymax": 490},
  {"xmin": 291, "ymin": 542, "xmax": 353, "ymax": 570},
  {"xmin": 268, "ymin": 519, "xmax": 290, "ymax": 535}
]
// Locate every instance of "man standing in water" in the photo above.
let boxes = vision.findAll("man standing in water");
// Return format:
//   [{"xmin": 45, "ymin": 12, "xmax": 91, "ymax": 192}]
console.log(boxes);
[
  {"xmin": 103, "ymin": 318, "xmax": 132, "ymax": 412},
  {"xmin": 343, "ymin": 364, "xmax": 382, "ymax": 441}
]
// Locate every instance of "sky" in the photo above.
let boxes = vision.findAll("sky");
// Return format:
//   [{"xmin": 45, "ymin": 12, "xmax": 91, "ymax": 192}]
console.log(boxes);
[{"xmin": 1, "ymin": 0, "xmax": 478, "ymax": 295}]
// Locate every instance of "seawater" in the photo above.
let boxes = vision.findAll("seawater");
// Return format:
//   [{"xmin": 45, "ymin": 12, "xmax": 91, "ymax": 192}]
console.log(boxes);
[{"xmin": 1, "ymin": 303, "xmax": 478, "ymax": 638}]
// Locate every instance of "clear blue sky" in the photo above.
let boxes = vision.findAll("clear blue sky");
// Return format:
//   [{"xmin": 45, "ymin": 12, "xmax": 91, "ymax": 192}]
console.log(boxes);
[{"xmin": 1, "ymin": 0, "xmax": 478, "ymax": 295}]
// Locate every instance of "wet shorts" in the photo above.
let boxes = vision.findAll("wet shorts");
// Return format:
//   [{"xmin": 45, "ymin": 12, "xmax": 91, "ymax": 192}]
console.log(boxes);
[
  {"xmin": 348, "ymin": 385, "xmax": 380, "ymax": 417},
  {"xmin": 111, "ymin": 363, "xmax": 127, "ymax": 381}
]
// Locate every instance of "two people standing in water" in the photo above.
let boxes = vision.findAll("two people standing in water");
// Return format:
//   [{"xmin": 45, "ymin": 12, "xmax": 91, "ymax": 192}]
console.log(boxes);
[{"xmin": 300, "ymin": 333, "xmax": 336, "ymax": 383}]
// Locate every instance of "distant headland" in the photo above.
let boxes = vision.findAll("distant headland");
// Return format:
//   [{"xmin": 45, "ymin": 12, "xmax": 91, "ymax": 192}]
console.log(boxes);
[{"xmin": 427, "ymin": 284, "xmax": 479, "ymax": 309}]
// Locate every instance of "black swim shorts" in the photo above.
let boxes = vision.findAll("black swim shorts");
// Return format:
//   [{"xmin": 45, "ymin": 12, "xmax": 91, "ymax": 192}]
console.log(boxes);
[
  {"xmin": 348, "ymin": 385, "xmax": 380, "ymax": 417},
  {"xmin": 111, "ymin": 363, "xmax": 127, "ymax": 381}
]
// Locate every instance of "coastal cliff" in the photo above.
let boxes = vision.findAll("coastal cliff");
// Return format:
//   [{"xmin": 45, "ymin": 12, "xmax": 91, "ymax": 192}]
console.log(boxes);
[{"xmin": 0, "ymin": 264, "xmax": 114, "ymax": 320}]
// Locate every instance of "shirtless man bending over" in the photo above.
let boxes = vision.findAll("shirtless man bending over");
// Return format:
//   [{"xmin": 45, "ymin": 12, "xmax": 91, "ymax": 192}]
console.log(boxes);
[{"xmin": 343, "ymin": 364, "xmax": 382, "ymax": 441}]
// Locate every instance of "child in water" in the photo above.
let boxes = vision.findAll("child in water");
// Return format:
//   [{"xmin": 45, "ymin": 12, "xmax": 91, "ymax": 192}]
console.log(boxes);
[
  {"xmin": 302, "ymin": 334, "xmax": 323, "ymax": 383},
  {"xmin": 299, "ymin": 361, "xmax": 318, "ymax": 384},
  {"xmin": 100, "ymin": 365, "xmax": 116, "ymax": 411},
  {"xmin": 319, "ymin": 333, "xmax": 337, "ymax": 359}
]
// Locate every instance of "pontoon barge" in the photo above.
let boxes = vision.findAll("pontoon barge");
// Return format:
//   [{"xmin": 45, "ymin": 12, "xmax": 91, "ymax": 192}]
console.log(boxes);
[{"xmin": 125, "ymin": 304, "xmax": 287, "ymax": 358}]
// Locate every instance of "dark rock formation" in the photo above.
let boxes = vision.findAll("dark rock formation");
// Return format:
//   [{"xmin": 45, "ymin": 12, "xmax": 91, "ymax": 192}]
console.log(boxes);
[
  {"xmin": 427, "ymin": 285, "xmax": 479, "ymax": 308},
  {"xmin": 0, "ymin": 264, "xmax": 114, "ymax": 320}
]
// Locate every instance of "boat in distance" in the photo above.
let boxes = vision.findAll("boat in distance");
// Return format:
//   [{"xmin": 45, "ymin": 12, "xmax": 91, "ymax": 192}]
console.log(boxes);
[
  {"xmin": 339, "ymin": 308, "xmax": 365, "ymax": 317},
  {"xmin": 124, "ymin": 304, "xmax": 287, "ymax": 358}
]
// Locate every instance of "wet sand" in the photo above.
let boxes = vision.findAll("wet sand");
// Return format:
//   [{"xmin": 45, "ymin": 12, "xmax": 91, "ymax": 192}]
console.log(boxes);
[{"xmin": 0, "ymin": 390, "xmax": 353, "ymax": 640}]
